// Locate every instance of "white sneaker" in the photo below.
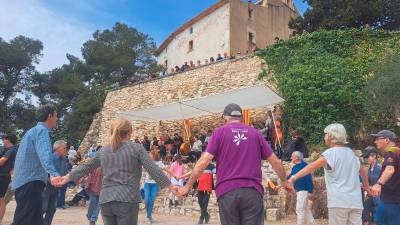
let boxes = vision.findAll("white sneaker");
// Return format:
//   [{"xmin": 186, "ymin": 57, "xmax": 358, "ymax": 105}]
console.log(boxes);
[{"xmin": 146, "ymin": 218, "xmax": 152, "ymax": 224}]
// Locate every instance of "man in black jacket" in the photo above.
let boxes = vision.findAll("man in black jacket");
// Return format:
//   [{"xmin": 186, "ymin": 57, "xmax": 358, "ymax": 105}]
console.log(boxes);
[{"xmin": 282, "ymin": 130, "xmax": 308, "ymax": 161}]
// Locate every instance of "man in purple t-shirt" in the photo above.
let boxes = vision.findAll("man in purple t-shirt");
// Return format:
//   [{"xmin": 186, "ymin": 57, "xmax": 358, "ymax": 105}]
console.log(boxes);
[{"xmin": 178, "ymin": 103, "xmax": 291, "ymax": 225}]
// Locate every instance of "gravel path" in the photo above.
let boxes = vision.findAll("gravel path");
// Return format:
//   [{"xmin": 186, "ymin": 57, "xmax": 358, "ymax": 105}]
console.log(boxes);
[{"xmin": 2, "ymin": 201, "xmax": 328, "ymax": 225}]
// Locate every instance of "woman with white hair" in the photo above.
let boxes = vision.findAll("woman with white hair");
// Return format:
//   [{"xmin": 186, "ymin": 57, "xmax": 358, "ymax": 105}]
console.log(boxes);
[{"xmin": 287, "ymin": 123, "xmax": 370, "ymax": 225}]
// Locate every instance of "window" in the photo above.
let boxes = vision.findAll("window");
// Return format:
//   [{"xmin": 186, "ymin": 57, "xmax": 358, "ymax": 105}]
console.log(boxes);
[
  {"xmin": 190, "ymin": 27, "xmax": 193, "ymax": 34},
  {"xmin": 248, "ymin": 32, "xmax": 255, "ymax": 44},
  {"xmin": 248, "ymin": 8, "xmax": 254, "ymax": 20},
  {"xmin": 189, "ymin": 40, "xmax": 194, "ymax": 51}
]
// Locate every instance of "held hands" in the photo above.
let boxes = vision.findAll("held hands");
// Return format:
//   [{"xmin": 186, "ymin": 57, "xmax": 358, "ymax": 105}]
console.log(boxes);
[
  {"xmin": 177, "ymin": 185, "xmax": 191, "ymax": 197},
  {"xmin": 50, "ymin": 174, "xmax": 71, "ymax": 187},
  {"xmin": 280, "ymin": 178, "xmax": 295, "ymax": 192},
  {"xmin": 370, "ymin": 184, "xmax": 381, "ymax": 197},
  {"xmin": 168, "ymin": 184, "xmax": 179, "ymax": 195},
  {"xmin": 50, "ymin": 176, "xmax": 63, "ymax": 187}
]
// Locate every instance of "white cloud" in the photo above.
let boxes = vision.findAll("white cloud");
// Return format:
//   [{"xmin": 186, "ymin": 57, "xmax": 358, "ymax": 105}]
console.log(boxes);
[{"xmin": 0, "ymin": 0, "xmax": 93, "ymax": 72}]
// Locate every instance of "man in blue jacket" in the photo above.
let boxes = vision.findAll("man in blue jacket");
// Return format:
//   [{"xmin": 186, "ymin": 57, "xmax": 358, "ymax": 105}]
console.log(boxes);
[
  {"xmin": 288, "ymin": 151, "xmax": 315, "ymax": 225},
  {"xmin": 11, "ymin": 105, "xmax": 63, "ymax": 225}
]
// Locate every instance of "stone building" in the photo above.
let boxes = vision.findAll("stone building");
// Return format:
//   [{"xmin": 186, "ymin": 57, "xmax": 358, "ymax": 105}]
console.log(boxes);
[
  {"xmin": 79, "ymin": 55, "xmax": 278, "ymax": 151},
  {"xmin": 157, "ymin": 0, "xmax": 299, "ymax": 72}
]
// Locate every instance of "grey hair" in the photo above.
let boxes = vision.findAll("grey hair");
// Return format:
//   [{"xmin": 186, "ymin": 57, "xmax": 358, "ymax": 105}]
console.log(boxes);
[
  {"xmin": 224, "ymin": 115, "xmax": 242, "ymax": 122},
  {"xmin": 324, "ymin": 123, "xmax": 348, "ymax": 145},
  {"xmin": 53, "ymin": 140, "xmax": 66, "ymax": 151},
  {"xmin": 292, "ymin": 151, "xmax": 304, "ymax": 161}
]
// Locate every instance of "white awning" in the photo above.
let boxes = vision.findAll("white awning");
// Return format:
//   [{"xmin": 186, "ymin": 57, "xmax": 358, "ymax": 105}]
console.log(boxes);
[{"xmin": 117, "ymin": 85, "xmax": 284, "ymax": 121}]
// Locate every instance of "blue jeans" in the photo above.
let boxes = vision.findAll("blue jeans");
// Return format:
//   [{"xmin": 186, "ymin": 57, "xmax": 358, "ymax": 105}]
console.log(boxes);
[
  {"xmin": 86, "ymin": 191, "xmax": 100, "ymax": 222},
  {"xmin": 144, "ymin": 183, "xmax": 158, "ymax": 219},
  {"xmin": 375, "ymin": 202, "xmax": 400, "ymax": 225},
  {"xmin": 57, "ymin": 185, "xmax": 67, "ymax": 207}
]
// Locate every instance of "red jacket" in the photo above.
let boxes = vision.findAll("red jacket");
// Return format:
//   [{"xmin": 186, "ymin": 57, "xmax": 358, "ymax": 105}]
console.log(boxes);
[{"xmin": 198, "ymin": 172, "xmax": 213, "ymax": 192}]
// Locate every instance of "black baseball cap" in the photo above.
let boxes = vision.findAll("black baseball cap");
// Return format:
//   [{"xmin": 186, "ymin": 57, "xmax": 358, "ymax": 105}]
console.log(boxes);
[
  {"xmin": 362, "ymin": 146, "xmax": 378, "ymax": 158},
  {"xmin": 223, "ymin": 103, "xmax": 243, "ymax": 117},
  {"xmin": 371, "ymin": 130, "xmax": 397, "ymax": 142}
]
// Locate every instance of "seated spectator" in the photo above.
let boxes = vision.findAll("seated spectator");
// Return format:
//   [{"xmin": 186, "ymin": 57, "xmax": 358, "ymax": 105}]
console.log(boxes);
[
  {"xmin": 134, "ymin": 137, "xmax": 140, "ymax": 143},
  {"xmin": 142, "ymin": 136, "xmax": 151, "ymax": 152},
  {"xmin": 173, "ymin": 133, "xmax": 184, "ymax": 150},
  {"xmin": 174, "ymin": 66, "xmax": 180, "ymax": 72},
  {"xmin": 66, "ymin": 178, "xmax": 89, "ymax": 206},
  {"xmin": 282, "ymin": 130, "xmax": 308, "ymax": 161},
  {"xmin": 181, "ymin": 62, "xmax": 189, "ymax": 71},
  {"xmin": 229, "ymin": 54, "xmax": 236, "ymax": 60},
  {"xmin": 188, "ymin": 135, "xmax": 202, "ymax": 162},
  {"xmin": 197, "ymin": 60, "xmax": 201, "ymax": 67},
  {"xmin": 151, "ymin": 136, "xmax": 159, "ymax": 147},
  {"xmin": 223, "ymin": 52, "xmax": 228, "ymax": 59},
  {"xmin": 204, "ymin": 59, "xmax": 209, "ymax": 65},
  {"xmin": 170, "ymin": 68, "xmax": 175, "ymax": 74},
  {"xmin": 209, "ymin": 57, "xmax": 215, "ymax": 63},
  {"xmin": 237, "ymin": 51, "xmax": 241, "ymax": 57},
  {"xmin": 251, "ymin": 44, "xmax": 258, "ymax": 52},
  {"xmin": 189, "ymin": 60, "xmax": 196, "ymax": 68},
  {"xmin": 216, "ymin": 53, "xmax": 223, "ymax": 61},
  {"xmin": 158, "ymin": 140, "xmax": 167, "ymax": 160}
]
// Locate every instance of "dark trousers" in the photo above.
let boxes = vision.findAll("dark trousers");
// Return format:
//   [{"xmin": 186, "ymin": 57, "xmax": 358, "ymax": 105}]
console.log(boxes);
[
  {"xmin": 57, "ymin": 185, "xmax": 67, "ymax": 207},
  {"xmin": 198, "ymin": 191, "xmax": 210, "ymax": 218},
  {"xmin": 12, "ymin": 181, "xmax": 46, "ymax": 225},
  {"xmin": 42, "ymin": 184, "xmax": 59, "ymax": 225},
  {"xmin": 363, "ymin": 195, "xmax": 378, "ymax": 223},
  {"xmin": 101, "ymin": 201, "xmax": 139, "ymax": 225},
  {"xmin": 218, "ymin": 187, "xmax": 264, "ymax": 225}
]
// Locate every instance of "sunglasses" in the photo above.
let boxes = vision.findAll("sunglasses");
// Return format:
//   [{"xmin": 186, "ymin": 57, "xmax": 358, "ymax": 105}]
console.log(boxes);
[{"xmin": 374, "ymin": 137, "xmax": 387, "ymax": 140}]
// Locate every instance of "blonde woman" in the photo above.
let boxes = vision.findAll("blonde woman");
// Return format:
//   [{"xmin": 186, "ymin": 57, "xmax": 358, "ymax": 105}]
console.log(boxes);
[
  {"xmin": 60, "ymin": 119, "xmax": 177, "ymax": 225},
  {"xmin": 287, "ymin": 123, "xmax": 370, "ymax": 225}
]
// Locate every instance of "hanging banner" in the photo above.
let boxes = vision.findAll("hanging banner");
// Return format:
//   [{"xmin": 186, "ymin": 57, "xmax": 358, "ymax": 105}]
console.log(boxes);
[{"xmin": 242, "ymin": 109, "xmax": 250, "ymax": 125}]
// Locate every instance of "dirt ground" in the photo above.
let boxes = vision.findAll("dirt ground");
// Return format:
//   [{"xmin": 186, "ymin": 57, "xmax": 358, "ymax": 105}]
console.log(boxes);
[{"xmin": 2, "ymin": 200, "xmax": 328, "ymax": 225}]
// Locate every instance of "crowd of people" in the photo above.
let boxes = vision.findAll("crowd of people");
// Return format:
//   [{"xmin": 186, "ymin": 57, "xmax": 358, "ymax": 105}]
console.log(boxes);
[
  {"xmin": 167, "ymin": 48, "xmax": 258, "ymax": 76},
  {"xmin": 0, "ymin": 103, "xmax": 399, "ymax": 225}
]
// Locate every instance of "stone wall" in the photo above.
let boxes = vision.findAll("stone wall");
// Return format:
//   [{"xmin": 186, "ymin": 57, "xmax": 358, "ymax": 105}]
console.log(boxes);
[{"xmin": 79, "ymin": 55, "xmax": 278, "ymax": 151}]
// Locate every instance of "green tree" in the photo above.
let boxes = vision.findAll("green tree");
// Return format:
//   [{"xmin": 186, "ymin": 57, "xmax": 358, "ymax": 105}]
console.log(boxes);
[
  {"xmin": 290, "ymin": 0, "xmax": 400, "ymax": 34},
  {"xmin": 362, "ymin": 53, "xmax": 400, "ymax": 134},
  {"xmin": 0, "ymin": 36, "xmax": 43, "ymax": 131},
  {"xmin": 258, "ymin": 29, "xmax": 400, "ymax": 145},
  {"xmin": 82, "ymin": 22, "xmax": 159, "ymax": 86},
  {"xmin": 31, "ymin": 23, "xmax": 161, "ymax": 144}
]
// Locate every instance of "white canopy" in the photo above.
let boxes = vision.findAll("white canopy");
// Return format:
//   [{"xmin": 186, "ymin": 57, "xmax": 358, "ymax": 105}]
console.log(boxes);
[{"xmin": 117, "ymin": 85, "xmax": 284, "ymax": 122}]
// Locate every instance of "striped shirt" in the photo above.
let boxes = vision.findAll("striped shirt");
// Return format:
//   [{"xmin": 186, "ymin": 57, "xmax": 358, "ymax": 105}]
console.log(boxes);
[{"xmin": 69, "ymin": 141, "xmax": 171, "ymax": 204}]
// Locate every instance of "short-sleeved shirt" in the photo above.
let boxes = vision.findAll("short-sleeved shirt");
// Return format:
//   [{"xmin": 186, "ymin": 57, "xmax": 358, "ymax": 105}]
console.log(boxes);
[
  {"xmin": 170, "ymin": 161, "xmax": 184, "ymax": 177},
  {"xmin": 287, "ymin": 161, "xmax": 313, "ymax": 193},
  {"xmin": 0, "ymin": 145, "xmax": 18, "ymax": 177},
  {"xmin": 206, "ymin": 122, "xmax": 273, "ymax": 198},
  {"xmin": 380, "ymin": 147, "xmax": 400, "ymax": 204},
  {"xmin": 322, "ymin": 147, "xmax": 363, "ymax": 209},
  {"xmin": 145, "ymin": 161, "xmax": 165, "ymax": 183}
]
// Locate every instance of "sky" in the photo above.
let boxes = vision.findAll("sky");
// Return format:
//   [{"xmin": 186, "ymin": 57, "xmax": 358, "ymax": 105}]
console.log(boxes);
[{"xmin": 0, "ymin": 0, "xmax": 309, "ymax": 72}]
